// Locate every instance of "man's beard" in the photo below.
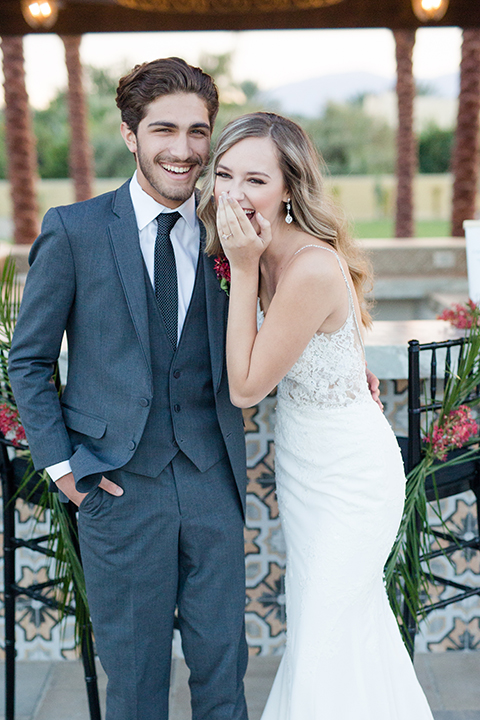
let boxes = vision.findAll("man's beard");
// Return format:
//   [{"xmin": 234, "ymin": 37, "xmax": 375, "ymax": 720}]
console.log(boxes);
[{"xmin": 136, "ymin": 145, "xmax": 205, "ymax": 204}]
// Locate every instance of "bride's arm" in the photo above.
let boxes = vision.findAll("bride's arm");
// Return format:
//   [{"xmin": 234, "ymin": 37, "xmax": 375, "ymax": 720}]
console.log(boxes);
[
  {"xmin": 217, "ymin": 194, "xmax": 268, "ymax": 407},
  {"xmin": 218, "ymin": 195, "xmax": 342, "ymax": 408}
]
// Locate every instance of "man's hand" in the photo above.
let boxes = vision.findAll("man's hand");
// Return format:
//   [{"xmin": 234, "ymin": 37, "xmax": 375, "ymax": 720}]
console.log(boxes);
[
  {"xmin": 366, "ymin": 366, "xmax": 384, "ymax": 411},
  {"xmin": 55, "ymin": 472, "xmax": 124, "ymax": 508}
]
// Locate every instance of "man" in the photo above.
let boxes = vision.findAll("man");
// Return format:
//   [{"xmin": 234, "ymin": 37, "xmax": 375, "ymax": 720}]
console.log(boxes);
[{"xmin": 9, "ymin": 58, "xmax": 248, "ymax": 720}]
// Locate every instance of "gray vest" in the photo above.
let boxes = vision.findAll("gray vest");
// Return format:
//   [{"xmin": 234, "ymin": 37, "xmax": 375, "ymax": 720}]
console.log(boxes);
[{"xmin": 123, "ymin": 250, "xmax": 226, "ymax": 478}]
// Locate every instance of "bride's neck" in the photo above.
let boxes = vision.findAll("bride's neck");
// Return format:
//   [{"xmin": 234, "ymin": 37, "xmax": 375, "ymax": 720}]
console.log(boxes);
[{"xmin": 260, "ymin": 223, "xmax": 302, "ymax": 282}]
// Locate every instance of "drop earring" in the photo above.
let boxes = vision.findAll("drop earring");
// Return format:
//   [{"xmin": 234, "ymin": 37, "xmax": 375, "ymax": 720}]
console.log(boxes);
[{"xmin": 285, "ymin": 199, "xmax": 293, "ymax": 224}]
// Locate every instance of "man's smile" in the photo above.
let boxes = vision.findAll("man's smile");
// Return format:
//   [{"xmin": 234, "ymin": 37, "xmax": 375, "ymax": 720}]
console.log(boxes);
[{"xmin": 161, "ymin": 163, "xmax": 193, "ymax": 175}]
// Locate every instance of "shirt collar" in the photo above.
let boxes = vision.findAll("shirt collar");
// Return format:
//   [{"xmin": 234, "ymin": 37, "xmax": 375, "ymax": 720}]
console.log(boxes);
[{"xmin": 129, "ymin": 171, "xmax": 197, "ymax": 232}]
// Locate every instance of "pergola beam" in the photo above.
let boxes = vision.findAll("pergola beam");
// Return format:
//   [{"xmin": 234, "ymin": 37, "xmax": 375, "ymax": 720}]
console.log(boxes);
[{"xmin": 1, "ymin": 0, "xmax": 480, "ymax": 35}]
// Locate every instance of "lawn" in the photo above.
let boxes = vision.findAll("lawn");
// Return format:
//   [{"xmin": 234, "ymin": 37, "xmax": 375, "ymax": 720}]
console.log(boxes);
[
  {"xmin": 352, "ymin": 219, "xmax": 451, "ymax": 239},
  {"xmin": 0, "ymin": 220, "xmax": 453, "ymax": 243}
]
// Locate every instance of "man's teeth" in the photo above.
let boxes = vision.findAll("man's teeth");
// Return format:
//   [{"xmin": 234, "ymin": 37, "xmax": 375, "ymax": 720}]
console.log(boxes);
[{"xmin": 162, "ymin": 164, "xmax": 190, "ymax": 174}]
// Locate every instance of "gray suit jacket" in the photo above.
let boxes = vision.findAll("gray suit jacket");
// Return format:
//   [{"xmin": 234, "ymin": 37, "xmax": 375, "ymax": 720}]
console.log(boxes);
[{"xmin": 8, "ymin": 181, "xmax": 247, "ymax": 504}]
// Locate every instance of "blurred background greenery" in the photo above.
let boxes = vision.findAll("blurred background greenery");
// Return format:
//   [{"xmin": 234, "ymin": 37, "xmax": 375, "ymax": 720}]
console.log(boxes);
[{"xmin": 0, "ymin": 52, "xmax": 460, "ymax": 239}]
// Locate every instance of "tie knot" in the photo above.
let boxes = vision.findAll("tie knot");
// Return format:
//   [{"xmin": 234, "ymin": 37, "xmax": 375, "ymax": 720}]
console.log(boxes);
[{"xmin": 156, "ymin": 211, "xmax": 181, "ymax": 236}]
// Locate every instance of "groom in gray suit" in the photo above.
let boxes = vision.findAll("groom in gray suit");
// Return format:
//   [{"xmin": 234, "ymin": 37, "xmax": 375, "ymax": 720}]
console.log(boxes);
[{"xmin": 9, "ymin": 58, "xmax": 248, "ymax": 720}]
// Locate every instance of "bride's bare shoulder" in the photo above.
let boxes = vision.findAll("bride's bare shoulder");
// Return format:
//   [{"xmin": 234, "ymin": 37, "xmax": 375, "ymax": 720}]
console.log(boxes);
[{"xmin": 281, "ymin": 238, "xmax": 345, "ymax": 288}]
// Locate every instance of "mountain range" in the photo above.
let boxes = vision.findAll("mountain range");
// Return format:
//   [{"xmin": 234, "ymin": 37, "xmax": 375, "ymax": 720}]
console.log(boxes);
[{"xmin": 259, "ymin": 72, "xmax": 459, "ymax": 118}]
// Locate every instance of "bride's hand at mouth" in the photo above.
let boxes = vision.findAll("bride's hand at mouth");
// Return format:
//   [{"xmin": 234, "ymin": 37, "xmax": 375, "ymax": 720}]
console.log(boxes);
[{"xmin": 216, "ymin": 193, "xmax": 271, "ymax": 271}]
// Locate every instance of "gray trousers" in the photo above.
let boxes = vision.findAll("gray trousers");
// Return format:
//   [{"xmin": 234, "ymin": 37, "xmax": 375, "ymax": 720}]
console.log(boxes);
[{"xmin": 77, "ymin": 452, "xmax": 248, "ymax": 720}]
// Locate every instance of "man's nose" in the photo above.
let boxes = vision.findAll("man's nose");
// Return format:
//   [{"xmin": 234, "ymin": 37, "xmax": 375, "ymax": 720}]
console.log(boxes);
[{"xmin": 169, "ymin": 132, "xmax": 192, "ymax": 160}]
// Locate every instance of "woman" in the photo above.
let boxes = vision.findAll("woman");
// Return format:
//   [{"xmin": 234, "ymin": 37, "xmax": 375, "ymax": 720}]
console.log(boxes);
[{"xmin": 198, "ymin": 112, "xmax": 433, "ymax": 720}]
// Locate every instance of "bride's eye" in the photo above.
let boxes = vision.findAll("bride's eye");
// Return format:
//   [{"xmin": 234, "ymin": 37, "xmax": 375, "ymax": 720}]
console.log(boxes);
[
  {"xmin": 215, "ymin": 171, "xmax": 231, "ymax": 179},
  {"xmin": 249, "ymin": 178, "xmax": 266, "ymax": 185}
]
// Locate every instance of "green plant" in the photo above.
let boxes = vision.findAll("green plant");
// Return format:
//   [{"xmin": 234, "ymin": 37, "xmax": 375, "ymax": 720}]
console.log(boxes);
[
  {"xmin": 0, "ymin": 256, "xmax": 89, "ymax": 650},
  {"xmin": 384, "ymin": 324, "xmax": 480, "ymax": 644}
]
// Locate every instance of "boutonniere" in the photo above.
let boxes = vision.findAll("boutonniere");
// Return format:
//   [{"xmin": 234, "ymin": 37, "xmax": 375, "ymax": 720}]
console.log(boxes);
[{"xmin": 214, "ymin": 255, "xmax": 231, "ymax": 296}]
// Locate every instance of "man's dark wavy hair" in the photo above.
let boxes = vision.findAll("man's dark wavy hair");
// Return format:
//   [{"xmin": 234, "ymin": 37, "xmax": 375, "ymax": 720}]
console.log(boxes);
[{"xmin": 116, "ymin": 57, "xmax": 219, "ymax": 134}]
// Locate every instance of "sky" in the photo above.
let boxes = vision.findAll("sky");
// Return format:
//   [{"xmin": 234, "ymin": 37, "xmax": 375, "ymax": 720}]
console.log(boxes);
[{"xmin": 0, "ymin": 26, "xmax": 463, "ymax": 109}]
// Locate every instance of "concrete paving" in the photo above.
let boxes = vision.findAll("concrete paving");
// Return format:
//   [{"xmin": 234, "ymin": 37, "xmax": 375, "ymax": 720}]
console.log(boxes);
[{"xmin": 1, "ymin": 652, "xmax": 480, "ymax": 719}]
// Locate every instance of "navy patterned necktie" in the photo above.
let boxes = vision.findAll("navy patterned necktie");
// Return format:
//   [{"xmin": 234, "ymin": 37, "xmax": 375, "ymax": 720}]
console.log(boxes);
[{"xmin": 154, "ymin": 211, "xmax": 181, "ymax": 349}]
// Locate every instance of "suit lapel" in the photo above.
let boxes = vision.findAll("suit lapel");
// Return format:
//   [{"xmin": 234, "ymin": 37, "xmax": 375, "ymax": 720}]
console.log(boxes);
[
  {"xmin": 201, "ymin": 221, "xmax": 228, "ymax": 392},
  {"xmin": 107, "ymin": 181, "xmax": 152, "ymax": 380},
  {"xmin": 107, "ymin": 184, "xmax": 226, "ymax": 388}
]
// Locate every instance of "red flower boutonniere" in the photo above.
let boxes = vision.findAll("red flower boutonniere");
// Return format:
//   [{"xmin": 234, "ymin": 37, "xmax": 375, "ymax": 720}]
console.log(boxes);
[{"xmin": 214, "ymin": 255, "xmax": 231, "ymax": 296}]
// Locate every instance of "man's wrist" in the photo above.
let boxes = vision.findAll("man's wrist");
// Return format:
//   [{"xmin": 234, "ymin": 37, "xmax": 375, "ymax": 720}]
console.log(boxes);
[{"xmin": 46, "ymin": 459, "xmax": 73, "ymax": 483}]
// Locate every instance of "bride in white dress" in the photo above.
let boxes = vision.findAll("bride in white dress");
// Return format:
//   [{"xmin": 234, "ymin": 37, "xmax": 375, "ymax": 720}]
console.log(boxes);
[{"xmin": 198, "ymin": 112, "xmax": 433, "ymax": 720}]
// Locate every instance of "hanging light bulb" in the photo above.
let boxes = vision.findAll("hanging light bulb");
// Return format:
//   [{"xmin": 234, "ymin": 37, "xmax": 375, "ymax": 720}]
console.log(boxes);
[
  {"xmin": 411, "ymin": 0, "xmax": 449, "ymax": 22},
  {"xmin": 21, "ymin": 0, "xmax": 59, "ymax": 29}
]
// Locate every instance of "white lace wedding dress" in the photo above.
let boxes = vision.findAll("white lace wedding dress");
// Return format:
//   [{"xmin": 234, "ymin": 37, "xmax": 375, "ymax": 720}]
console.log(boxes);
[{"xmin": 260, "ymin": 246, "xmax": 433, "ymax": 720}]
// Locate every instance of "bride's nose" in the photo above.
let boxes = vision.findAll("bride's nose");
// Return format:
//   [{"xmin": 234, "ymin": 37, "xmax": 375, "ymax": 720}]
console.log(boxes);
[{"xmin": 227, "ymin": 184, "xmax": 245, "ymax": 202}]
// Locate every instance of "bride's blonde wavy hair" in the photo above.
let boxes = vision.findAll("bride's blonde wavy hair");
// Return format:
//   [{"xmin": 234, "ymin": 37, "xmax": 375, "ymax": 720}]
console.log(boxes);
[{"xmin": 198, "ymin": 111, "xmax": 373, "ymax": 327}]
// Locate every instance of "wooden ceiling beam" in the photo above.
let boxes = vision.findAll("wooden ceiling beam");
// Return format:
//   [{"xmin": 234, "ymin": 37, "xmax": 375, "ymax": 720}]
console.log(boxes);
[{"xmin": 1, "ymin": 0, "xmax": 480, "ymax": 35}]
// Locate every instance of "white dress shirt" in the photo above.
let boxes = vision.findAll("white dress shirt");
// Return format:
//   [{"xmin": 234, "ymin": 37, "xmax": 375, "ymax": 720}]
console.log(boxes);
[
  {"xmin": 47, "ymin": 172, "xmax": 200, "ymax": 482},
  {"xmin": 130, "ymin": 171, "xmax": 199, "ymax": 336}
]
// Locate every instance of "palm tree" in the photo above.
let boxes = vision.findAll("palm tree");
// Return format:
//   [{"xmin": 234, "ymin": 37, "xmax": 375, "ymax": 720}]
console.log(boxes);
[
  {"xmin": 61, "ymin": 35, "xmax": 94, "ymax": 202},
  {"xmin": 1, "ymin": 36, "xmax": 39, "ymax": 244},
  {"xmin": 451, "ymin": 29, "xmax": 480, "ymax": 237},
  {"xmin": 394, "ymin": 29, "xmax": 417, "ymax": 239}
]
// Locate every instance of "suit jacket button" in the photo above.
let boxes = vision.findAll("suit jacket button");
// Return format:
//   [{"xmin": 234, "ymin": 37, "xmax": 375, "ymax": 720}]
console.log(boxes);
[
  {"xmin": 128, "ymin": 441, "xmax": 136, "ymax": 451},
  {"xmin": 174, "ymin": 404, "xmax": 181, "ymax": 413},
  {"xmin": 173, "ymin": 370, "xmax": 181, "ymax": 379},
  {"xmin": 139, "ymin": 398, "xmax": 149, "ymax": 407}
]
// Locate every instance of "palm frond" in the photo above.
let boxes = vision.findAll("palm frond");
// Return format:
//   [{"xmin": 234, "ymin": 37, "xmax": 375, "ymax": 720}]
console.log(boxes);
[
  {"xmin": 0, "ymin": 256, "xmax": 22, "ymax": 346},
  {"xmin": 385, "ymin": 324, "xmax": 480, "ymax": 646}
]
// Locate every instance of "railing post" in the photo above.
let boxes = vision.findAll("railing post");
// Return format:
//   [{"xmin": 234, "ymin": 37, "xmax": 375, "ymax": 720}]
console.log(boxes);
[
  {"xmin": 404, "ymin": 339, "xmax": 422, "ymax": 658},
  {"xmin": 2, "ymin": 446, "xmax": 17, "ymax": 720},
  {"xmin": 408, "ymin": 340, "xmax": 422, "ymax": 474}
]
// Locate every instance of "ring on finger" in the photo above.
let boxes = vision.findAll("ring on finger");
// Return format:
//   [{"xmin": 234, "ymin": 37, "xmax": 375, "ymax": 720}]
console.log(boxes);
[{"xmin": 222, "ymin": 232, "xmax": 233, "ymax": 240}]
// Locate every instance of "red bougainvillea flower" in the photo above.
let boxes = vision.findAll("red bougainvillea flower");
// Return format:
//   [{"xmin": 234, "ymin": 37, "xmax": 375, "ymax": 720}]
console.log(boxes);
[
  {"xmin": 214, "ymin": 255, "xmax": 231, "ymax": 296},
  {"xmin": 426, "ymin": 405, "xmax": 478, "ymax": 461},
  {"xmin": 0, "ymin": 402, "xmax": 26, "ymax": 447},
  {"xmin": 437, "ymin": 299, "xmax": 480, "ymax": 329}
]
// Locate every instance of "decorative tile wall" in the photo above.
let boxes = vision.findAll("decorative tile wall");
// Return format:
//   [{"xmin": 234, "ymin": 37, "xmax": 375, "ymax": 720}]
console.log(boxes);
[
  {"xmin": 0, "ymin": 501, "xmax": 77, "ymax": 660},
  {"xmin": 2, "ymin": 380, "xmax": 480, "ymax": 659},
  {"xmin": 244, "ymin": 396, "xmax": 286, "ymax": 657}
]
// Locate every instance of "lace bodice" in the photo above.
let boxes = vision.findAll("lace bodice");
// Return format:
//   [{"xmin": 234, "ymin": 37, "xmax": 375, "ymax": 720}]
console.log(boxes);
[{"xmin": 261, "ymin": 245, "xmax": 372, "ymax": 410}]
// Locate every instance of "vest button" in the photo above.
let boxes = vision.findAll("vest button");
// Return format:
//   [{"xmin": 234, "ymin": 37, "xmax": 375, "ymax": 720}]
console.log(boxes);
[
  {"xmin": 173, "ymin": 370, "xmax": 181, "ymax": 379},
  {"xmin": 128, "ymin": 441, "xmax": 136, "ymax": 451},
  {"xmin": 139, "ymin": 398, "xmax": 149, "ymax": 407},
  {"xmin": 174, "ymin": 404, "xmax": 181, "ymax": 413}
]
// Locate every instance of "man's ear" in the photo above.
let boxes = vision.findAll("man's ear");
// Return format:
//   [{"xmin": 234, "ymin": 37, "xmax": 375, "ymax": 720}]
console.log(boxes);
[{"xmin": 120, "ymin": 122, "xmax": 137, "ymax": 154}]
